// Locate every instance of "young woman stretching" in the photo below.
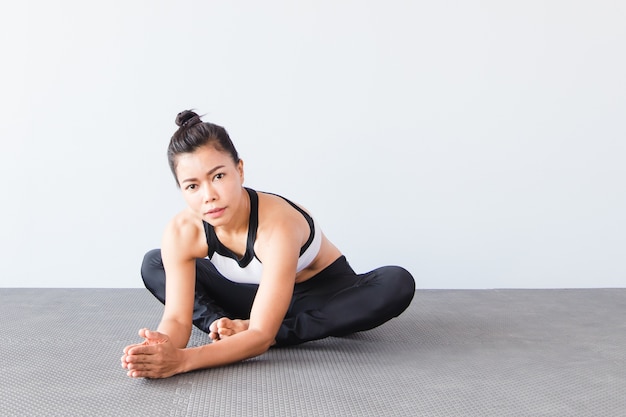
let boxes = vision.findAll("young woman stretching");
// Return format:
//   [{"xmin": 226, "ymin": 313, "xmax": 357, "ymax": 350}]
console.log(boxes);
[{"xmin": 122, "ymin": 110, "xmax": 415, "ymax": 378}]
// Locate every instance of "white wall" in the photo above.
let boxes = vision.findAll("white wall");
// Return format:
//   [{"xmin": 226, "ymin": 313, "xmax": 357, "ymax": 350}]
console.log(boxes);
[{"xmin": 1, "ymin": 1, "xmax": 624, "ymax": 288}]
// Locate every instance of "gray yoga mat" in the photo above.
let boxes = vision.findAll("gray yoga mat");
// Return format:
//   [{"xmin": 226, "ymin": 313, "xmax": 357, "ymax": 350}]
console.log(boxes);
[{"xmin": 1, "ymin": 288, "xmax": 625, "ymax": 416}]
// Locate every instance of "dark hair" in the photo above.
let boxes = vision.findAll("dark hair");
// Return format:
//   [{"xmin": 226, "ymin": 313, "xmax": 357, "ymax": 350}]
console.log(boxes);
[{"xmin": 167, "ymin": 110, "xmax": 240, "ymax": 186}]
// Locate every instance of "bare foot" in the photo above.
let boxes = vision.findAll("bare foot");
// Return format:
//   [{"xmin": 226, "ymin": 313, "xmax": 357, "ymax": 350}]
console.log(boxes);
[{"xmin": 209, "ymin": 318, "xmax": 249, "ymax": 342}]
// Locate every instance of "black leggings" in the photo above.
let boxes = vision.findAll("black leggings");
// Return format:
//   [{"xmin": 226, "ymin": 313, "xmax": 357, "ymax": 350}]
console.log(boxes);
[{"xmin": 141, "ymin": 249, "xmax": 415, "ymax": 346}]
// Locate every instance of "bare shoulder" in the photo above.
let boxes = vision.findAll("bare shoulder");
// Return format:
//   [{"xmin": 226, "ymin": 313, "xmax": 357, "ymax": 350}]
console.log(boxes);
[
  {"xmin": 257, "ymin": 192, "xmax": 309, "ymax": 229},
  {"xmin": 256, "ymin": 191, "xmax": 342, "ymax": 280},
  {"xmin": 254, "ymin": 192, "xmax": 309, "ymax": 249},
  {"xmin": 162, "ymin": 209, "xmax": 207, "ymax": 260}
]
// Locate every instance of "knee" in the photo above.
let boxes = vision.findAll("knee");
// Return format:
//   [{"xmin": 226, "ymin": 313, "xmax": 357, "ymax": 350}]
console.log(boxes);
[
  {"xmin": 141, "ymin": 249, "xmax": 164, "ymax": 288},
  {"xmin": 383, "ymin": 266, "xmax": 415, "ymax": 306}
]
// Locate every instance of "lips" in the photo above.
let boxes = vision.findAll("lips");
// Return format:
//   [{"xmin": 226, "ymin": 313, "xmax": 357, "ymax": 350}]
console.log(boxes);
[{"xmin": 205, "ymin": 207, "xmax": 226, "ymax": 218}]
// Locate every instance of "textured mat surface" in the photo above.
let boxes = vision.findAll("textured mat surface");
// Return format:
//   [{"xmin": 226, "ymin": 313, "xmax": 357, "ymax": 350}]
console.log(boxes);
[{"xmin": 1, "ymin": 288, "xmax": 625, "ymax": 416}]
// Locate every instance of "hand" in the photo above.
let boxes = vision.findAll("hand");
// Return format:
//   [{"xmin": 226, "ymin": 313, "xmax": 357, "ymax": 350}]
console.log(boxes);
[{"xmin": 121, "ymin": 328, "xmax": 185, "ymax": 379}]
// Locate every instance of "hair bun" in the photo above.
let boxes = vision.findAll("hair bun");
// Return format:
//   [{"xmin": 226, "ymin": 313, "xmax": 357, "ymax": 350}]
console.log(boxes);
[{"xmin": 175, "ymin": 110, "xmax": 202, "ymax": 128}]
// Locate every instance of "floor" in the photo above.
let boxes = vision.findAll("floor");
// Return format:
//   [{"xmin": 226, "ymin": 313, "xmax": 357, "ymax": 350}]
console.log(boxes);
[{"xmin": 1, "ymin": 288, "xmax": 624, "ymax": 416}]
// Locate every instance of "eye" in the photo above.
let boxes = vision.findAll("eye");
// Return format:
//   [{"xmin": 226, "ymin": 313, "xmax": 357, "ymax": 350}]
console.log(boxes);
[
  {"xmin": 213, "ymin": 173, "xmax": 225, "ymax": 181},
  {"xmin": 185, "ymin": 184, "xmax": 197, "ymax": 191}
]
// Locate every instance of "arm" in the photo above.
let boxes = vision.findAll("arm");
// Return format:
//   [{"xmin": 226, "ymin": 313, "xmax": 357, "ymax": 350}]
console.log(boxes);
[
  {"xmin": 122, "ymin": 213, "xmax": 205, "ymax": 375},
  {"xmin": 124, "ymin": 216, "xmax": 303, "ymax": 378},
  {"xmin": 155, "ymin": 217, "xmax": 203, "ymax": 348},
  {"xmin": 184, "ymin": 228, "xmax": 299, "ymax": 368}
]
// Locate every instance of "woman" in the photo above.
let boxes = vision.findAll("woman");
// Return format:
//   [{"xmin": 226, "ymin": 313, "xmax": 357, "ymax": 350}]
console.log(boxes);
[{"xmin": 122, "ymin": 110, "xmax": 415, "ymax": 379}]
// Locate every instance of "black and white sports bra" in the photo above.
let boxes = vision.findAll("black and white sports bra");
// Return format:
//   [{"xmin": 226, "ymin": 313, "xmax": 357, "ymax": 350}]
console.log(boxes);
[{"xmin": 203, "ymin": 188, "xmax": 322, "ymax": 284}]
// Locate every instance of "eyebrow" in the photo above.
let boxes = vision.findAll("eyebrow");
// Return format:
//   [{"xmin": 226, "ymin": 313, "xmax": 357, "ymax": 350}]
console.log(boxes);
[{"xmin": 181, "ymin": 165, "xmax": 225, "ymax": 184}]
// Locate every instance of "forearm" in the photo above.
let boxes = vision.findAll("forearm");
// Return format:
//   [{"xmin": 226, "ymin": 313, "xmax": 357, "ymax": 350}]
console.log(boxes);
[
  {"xmin": 181, "ymin": 329, "xmax": 273, "ymax": 372},
  {"xmin": 157, "ymin": 318, "xmax": 192, "ymax": 349}
]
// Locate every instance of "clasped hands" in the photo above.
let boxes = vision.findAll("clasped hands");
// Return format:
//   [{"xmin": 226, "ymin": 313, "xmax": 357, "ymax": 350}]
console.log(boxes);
[{"xmin": 121, "ymin": 328, "xmax": 185, "ymax": 379}]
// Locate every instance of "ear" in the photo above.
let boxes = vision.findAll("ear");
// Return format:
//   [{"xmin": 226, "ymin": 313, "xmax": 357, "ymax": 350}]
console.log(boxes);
[{"xmin": 237, "ymin": 159, "xmax": 245, "ymax": 184}]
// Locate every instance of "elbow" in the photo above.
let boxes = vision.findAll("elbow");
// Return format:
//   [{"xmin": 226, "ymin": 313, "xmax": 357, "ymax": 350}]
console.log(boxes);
[
  {"xmin": 247, "ymin": 329, "xmax": 275, "ymax": 356},
  {"xmin": 259, "ymin": 338, "xmax": 275, "ymax": 353},
  {"xmin": 255, "ymin": 335, "xmax": 275, "ymax": 355}
]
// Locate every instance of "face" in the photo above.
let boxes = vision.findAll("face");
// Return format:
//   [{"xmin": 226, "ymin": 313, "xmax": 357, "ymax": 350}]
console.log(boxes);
[{"xmin": 175, "ymin": 144, "xmax": 245, "ymax": 226}]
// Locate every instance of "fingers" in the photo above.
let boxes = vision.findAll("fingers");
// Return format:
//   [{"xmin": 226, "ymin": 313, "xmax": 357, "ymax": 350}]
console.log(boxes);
[
  {"xmin": 210, "ymin": 318, "xmax": 235, "ymax": 337},
  {"xmin": 121, "ymin": 346, "xmax": 158, "ymax": 370},
  {"xmin": 123, "ymin": 329, "xmax": 168, "ymax": 358},
  {"xmin": 139, "ymin": 328, "xmax": 169, "ymax": 345},
  {"xmin": 139, "ymin": 328, "xmax": 157, "ymax": 339},
  {"xmin": 209, "ymin": 318, "xmax": 225, "ymax": 333},
  {"xmin": 127, "ymin": 369, "xmax": 148, "ymax": 378},
  {"xmin": 124, "ymin": 362, "xmax": 157, "ymax": 379},
  {"xmin": 126, "ymin": 367, "xmax": 164, "ymax": 379},
  {"xmin": 127, "ymin": 343, "xmax": 159, "ymax": 357},
  {"xmin": 138, "ymin": 328, "xmax": 162, "ymax": 339},
  {"xmin": 209, "ymin": 318, "xmax": 224, "ymax": 342},
  {"xmin": 122, "ymin": 344, "xmax": 180, "ymax": 379},
  {"xmin": 121, "ymin": 346, "xmax": 159, "ymax": 377},
  {"xmin": 123, "ymin": 341, "xmax": 146, "ymax": 355},
  {"xmin": 122, "ymin": 329, "xmax": 173, "ymax": 378},
  {"xmin": 218, "ymin": 327, "xmax": 235, "ymax": 337}
]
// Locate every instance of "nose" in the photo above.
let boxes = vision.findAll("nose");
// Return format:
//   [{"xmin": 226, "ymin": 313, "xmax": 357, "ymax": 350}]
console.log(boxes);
[{"xmin": 202, "ymin": 183, "xmax": 217, "ymax": 203}]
